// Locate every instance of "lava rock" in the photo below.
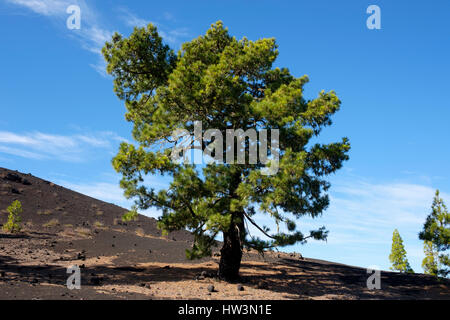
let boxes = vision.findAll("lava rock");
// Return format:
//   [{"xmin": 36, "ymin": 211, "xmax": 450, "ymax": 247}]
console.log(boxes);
[
  {"xmin": 5, "ymin": 173, "xmax": 22, "ymax": 183},
  {"xmin": 90, "ymin": 277, "xmax": 103, "ymax": 285},
  {"xmin": 257, "ymin": 281, "xmax": 268, "ymax": 289}
]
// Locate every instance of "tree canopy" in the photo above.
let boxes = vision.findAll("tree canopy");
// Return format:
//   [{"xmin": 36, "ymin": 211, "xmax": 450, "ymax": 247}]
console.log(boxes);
[
  {"xmin": 419, "ymin": 190, "xmax": 449, "ymax": 278},
  {"xmin": 102, "ymin": 21, "xmax": 350, "ymax": 279},
  {"xmin": 389, "ymin": 229, "xmax": 414, "ymax": 273}
]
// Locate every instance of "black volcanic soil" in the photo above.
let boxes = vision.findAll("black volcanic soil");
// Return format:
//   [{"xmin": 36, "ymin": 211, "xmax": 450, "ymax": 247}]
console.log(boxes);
[{"xmin": 0, "ymin": 167, "xmax": 449, "ymax": 300}]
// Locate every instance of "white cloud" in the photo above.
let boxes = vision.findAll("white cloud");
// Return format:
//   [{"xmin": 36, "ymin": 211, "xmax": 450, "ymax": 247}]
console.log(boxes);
[
  {"xmin": 283, "ymin": 177, "xmax": 450, "ymax": 271},
  {"xmin": 5, "ymin": 2, "xmax": 189, "ymax": 74},
  {"xmin": 6, "ymin": 0, "xmax": 68, "ymax": 16},
  {"xmin": 117, "ymin": 7, "xmax": 189, "ymax": 46},
  {"xmin": 60, "ymin": 181, "xmax": 130, "ymax": 205},
  {"xmin": 0, "ymin": 145, "xmax": 46, "ymax": 160},
  {"xmin": 58, "ymin": 179, "xmax": 163, "ymax": 219},
  {"xmin": 5, "ymin": 0, "xmax": 113, "ymax": 75},
  {"xmin": 0, "ymin": 130, "xmax": 127, "ymax": 162}
]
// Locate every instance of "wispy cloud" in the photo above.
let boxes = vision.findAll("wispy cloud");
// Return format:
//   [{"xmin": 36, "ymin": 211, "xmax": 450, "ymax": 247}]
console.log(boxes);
[
  {"xmin": 246, "ymin": 175, "xmax": 450, "ymax": 271},
  {"xmin": 5, "ymin": 0, "xmax": 113, "ymax": 75},
  {"xmin": 117, "ymin": 7, "xmax": 189, "ymax": 46},
  {"xmin": 4, "ymin": 2, "xmax": 190, "ymax": 74},
  {"xmin": 5, "ymin": 0, "xmax": 68, "ymax": 16},
  {"xmin": 0, "ymin": 130, "xmax": 127, "ymax": 162},
  {"xmin": 57, "ymin": 178, "xmax": 165, "ymax": 219}
]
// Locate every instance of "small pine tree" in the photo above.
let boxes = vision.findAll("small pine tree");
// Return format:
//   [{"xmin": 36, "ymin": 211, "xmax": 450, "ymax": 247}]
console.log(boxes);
[
  {"xmin": 422, "ymin": 241, "xmax": 439, "ymax": 276},
  {"xmin": 389, "ymin": 229, "xmax": 414, "ymax": 273},
  {"xmin": 419, "ymin": 190, "xmax": 449, "ymax": 278},
  {"xmin": 3, "ymin": 200, "xmax": 22, "ymax": 233}
]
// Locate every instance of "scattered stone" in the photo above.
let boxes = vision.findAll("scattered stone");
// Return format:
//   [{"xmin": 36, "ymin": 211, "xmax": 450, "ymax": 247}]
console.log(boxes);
[
  {"xmin": 257, "ymin": 281, "xmax": 268, "ymax": 289},
  {"xmin": 237, "ymin": 284, "xmax": 244, "ymax": 291},
  {"xmin": 207, "ymin": 285, "xmax": 215, "ymax": 293},
  {"xmin": 90, "ymin": 277, "xmax": 103, "ymax": 286},
  {"xmin": 77, "ymin": 253, "xmax": 86, "ymax": 260},
  {"xmin": 5, "ymin": 173, "xmax": 21, "ymax": 183},
  {"xmin": 162, "ymin": 265, "xmax": 170, "ymax": 269}
]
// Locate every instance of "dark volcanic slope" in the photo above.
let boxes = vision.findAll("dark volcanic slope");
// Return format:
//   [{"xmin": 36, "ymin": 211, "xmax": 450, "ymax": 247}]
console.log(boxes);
[
  {"xmin": 0, "ymin": 167, "xmax": 200, "ymax": 265},
  {"xmin": 0, "ymin": 167, "xmax": 191, "ymax": 241}
]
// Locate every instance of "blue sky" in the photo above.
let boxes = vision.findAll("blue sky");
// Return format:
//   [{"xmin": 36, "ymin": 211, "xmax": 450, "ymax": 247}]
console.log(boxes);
[{"xmin": 1, "ymin": 0, "xmax": 449, "ymax": 273}]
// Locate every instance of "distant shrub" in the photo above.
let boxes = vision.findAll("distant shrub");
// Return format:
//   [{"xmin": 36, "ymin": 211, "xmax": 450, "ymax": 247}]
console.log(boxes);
[
  {"xmin": 37, "ymin": 209, "xmax": 52, "ymax": 215},
  {"xmin": 94, "ymin": 221, "xmax": 104, "ymax": 228},
  {"xmin": 74, "ymin": 227, "xmax": 91, "ymax": 237},
  {"xmin": 3, "ymin": 200, "xmax": 22, "ymax": 233},
  {"xmin": 43, "ymin": 219, "xmax": 59, "ymax": 228},
  {"xmin": 122, "ymin": 206, "xmax": 138, "ymax": 222}
]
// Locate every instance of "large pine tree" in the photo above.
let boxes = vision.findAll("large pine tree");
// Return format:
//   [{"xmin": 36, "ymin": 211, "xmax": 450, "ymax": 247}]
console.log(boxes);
[
  {"xmin": 422, "ymin": 241, "xmax": 439, "ymax": 276},
  {"xmin": 419, "ymin": 190, "xmax": 450, "ymax": 278},
  {"xmin": 102, "ymin": 21, "xmax": 350, "ymax": 280},
  {"xmin": 389, "ymin": 229, "xmax": 414, "ymax": 273}
]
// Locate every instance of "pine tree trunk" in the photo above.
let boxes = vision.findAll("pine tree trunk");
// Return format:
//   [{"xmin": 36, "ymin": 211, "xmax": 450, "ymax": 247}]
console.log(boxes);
[{"xmin": 218, "ymin": 214, "xmax": 245, "ymax": 281}]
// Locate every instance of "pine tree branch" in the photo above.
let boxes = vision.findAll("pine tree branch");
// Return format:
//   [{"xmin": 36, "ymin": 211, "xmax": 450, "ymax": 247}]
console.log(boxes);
[{"xmin": 243, "ymin": 210, "xmax": 276, "ymax": 240}]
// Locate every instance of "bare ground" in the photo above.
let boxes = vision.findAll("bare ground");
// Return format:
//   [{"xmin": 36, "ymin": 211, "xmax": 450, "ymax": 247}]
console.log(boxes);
[{"xmin": 0, "ymin": 167, "xmax": 449, "ymax": 300}]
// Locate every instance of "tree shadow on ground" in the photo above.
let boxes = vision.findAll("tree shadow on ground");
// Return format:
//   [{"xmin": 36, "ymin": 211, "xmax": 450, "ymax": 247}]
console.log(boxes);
[{"xmin": 1, "ymin": 255, "xmax": 449, "ymax": 299}]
